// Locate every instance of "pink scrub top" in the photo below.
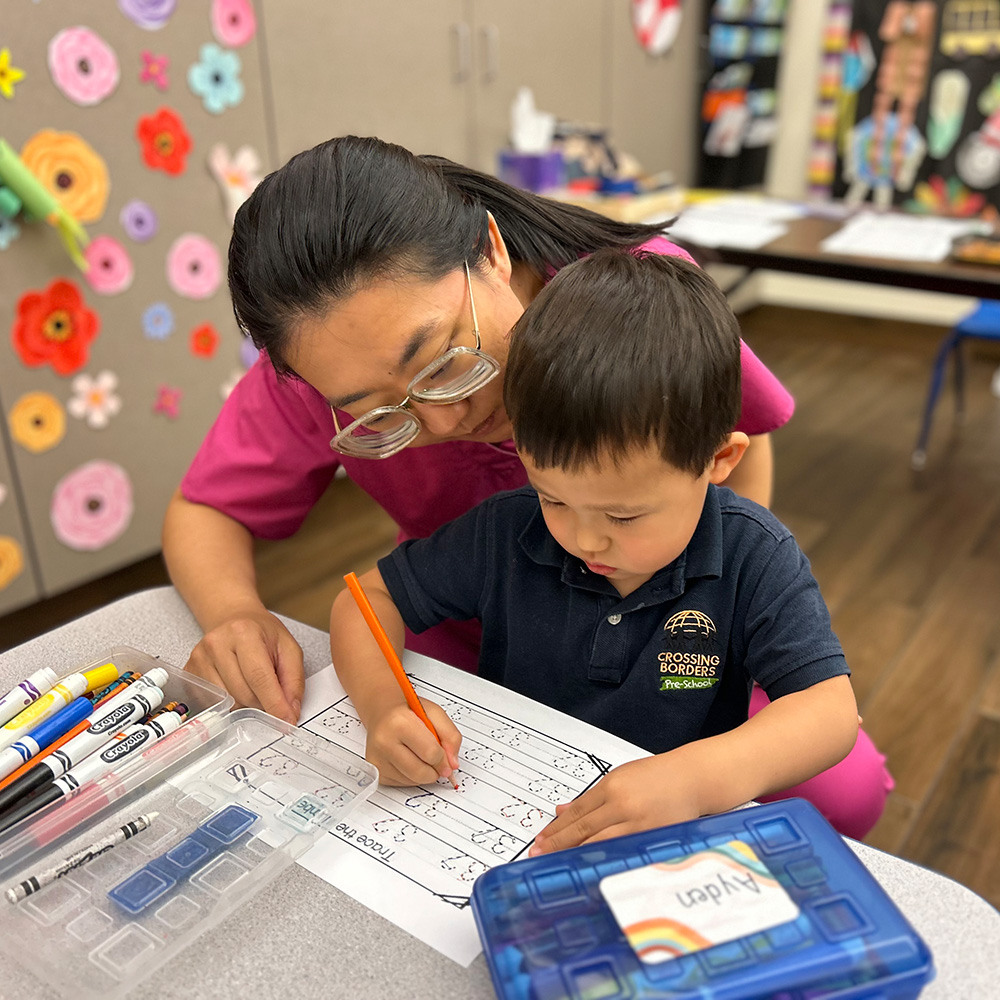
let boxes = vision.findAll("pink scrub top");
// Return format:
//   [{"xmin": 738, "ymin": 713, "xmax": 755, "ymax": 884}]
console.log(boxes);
[{"xmin": 181, "ymin": 237, "xmax": 794, "ymax": 668}]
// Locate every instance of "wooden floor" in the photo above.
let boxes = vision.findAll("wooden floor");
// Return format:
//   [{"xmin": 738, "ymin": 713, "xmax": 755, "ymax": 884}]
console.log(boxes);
[{"xmin": 2, "ymin": 304, "xmax": 999, "ymax": 908}]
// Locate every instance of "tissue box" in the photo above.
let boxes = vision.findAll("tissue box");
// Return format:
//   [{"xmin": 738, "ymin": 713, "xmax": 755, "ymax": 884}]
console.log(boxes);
[{"xmin": 498, "ymin": 150, "xmax": 565, "ymax": 193}]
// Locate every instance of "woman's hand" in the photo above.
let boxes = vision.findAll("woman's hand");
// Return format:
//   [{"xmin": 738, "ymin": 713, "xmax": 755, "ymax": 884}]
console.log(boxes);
[
  {"xmin": 529, "ymin": 752, "xmax": 704, "ymax": 856},
  {"xmin": 184, "ymin": 609, "xmax": 305, "ymax": 724},
  {"xmin": 363, "ymin": 698, "xmax": 462, "ymax": 786}
]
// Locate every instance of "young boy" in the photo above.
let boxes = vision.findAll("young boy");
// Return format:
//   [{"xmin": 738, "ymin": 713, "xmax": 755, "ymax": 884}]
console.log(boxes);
[{"xmin": 330, "ymin": 250, "xmax": 859, "ymax": 857}]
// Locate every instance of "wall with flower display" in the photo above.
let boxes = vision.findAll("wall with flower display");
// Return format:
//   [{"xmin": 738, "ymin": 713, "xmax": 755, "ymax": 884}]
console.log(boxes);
[{"xmin": 0, "ymin": 0, "xmax": 269, "ymax": 613}]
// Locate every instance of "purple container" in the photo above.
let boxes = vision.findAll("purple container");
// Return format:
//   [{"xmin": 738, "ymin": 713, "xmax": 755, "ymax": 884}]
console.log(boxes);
[{"xmin": 497, "ymin": 150, "xmax": 565, "ymax": 193}]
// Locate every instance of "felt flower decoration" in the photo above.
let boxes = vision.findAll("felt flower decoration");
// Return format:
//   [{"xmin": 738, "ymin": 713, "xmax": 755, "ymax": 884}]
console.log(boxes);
[
  {"xmin": 48, "ymin": 27, "xmax": 120, "ymax": 106},
  {"xmin": 68, "ymin": 371, "xmax": 122, "ymax": 429},
  {"xmin": 188, "ymin": 43, "xmax": 244, "ymax": 114},
  {"xmin": 136, "ymin": 107, "xmax": 192, "ymax": 175},
  {"xmin": 0, "ymin": 537, "xmax": 24, "ymax": 590},
  {"xmin": 190, "ymin": 322, "xmax": 220, "ymax": 358},
  {"xmin": 20, "ymin": 129, "xmax": 110, "ymax": 223},
  {"xmin": 166, "ymin": 233, "xmax": 221, "ymax": 299},
  {"xmin": 142, "ymin": 302, "xmax": 175, "ymax": 340},
  {"xmin": 207, "ymin": 143, "xmax": 262, "ymax": 222},
  {"xmin": 118, "ymin": 0, "xmax": 177, "ymax": 31},
  {"xmin": 139, "ymin": 50, "xmax": 169, "ymax": 90},
  {"xmin": 0, "ymin": 215, "xmax": 21, "ymax": 250},
  {"xmin": 120, "ymin": 199, "xmax": 159, "ymax": 242},
  {"xmin": 8, "ymin": 392, "xmax": 66, "ymax": 453},
  {"xmin": 51, "ymin": 460, "xmax": 133, "ymax": 551},
  {"xmin": 12, "ymin": 279, "xmax": 100, "ymax": 376},
  {"xmin": 153, "ymin": 384, "xmax": 182, "ymax": 419},
  {"xmin": 83, "ymin": 235, "xmax": 134, "ymax": 295},
  {"xmin": 0, "ymin": 48, "xmax": 26, "ymax": 100},
  {"xmin": 212, "ymin": 0, "xmax": 257, "ymax": 47}
]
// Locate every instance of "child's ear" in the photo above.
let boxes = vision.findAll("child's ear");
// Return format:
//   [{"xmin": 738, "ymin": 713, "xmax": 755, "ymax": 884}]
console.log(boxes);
[
  {"xmin": 706, "ymin": 433, "xmax": 750, "ymax": 485},
  {"xmin": 485, "ymin": 211, "xmax": 513, "ymax": 285}
]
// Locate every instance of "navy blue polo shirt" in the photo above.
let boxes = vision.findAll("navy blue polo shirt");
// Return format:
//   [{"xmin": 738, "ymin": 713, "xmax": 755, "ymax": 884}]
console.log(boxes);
[{"xmin": 378, "ymin": 485, "xmax": 848, "ymax": 755}]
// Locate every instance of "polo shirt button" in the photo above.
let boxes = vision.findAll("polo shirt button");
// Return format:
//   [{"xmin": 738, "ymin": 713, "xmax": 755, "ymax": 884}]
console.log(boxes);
[{"xmin": 607, "ymin": 613, "xmax": 622, "ymax": 625}]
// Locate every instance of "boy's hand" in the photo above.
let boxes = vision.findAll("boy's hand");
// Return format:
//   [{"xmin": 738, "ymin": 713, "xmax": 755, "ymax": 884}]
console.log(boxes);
[
  {"xmin": 365, "ymin": 698, "xmax": 462, "ymax": 787},
  {"xmin": 529, "ymin": 754, "xmax": 703, "ymax": 856}
]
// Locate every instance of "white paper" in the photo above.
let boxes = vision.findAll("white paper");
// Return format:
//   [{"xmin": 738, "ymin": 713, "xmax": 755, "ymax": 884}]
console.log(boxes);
[
  {"xmin": 289, "ymin": 655, "xmax": 647, "ymax": 966},
  {"xmin": 667, "ymin": 196, "xmax": 806, "ymax": 250},
  {"xmin": 820, "ymin": 212, "xmax": 992, "ymax": 262}
]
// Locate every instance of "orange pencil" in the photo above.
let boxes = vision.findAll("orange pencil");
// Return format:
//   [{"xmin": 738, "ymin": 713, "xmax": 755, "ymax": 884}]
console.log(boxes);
[
  {"xmin": 0, "ymin": 718, "xmax": 91, "ymax": 792},
  {"xmin": 343, "ymin": 572, "xmax": 458, "ymax": 788}
]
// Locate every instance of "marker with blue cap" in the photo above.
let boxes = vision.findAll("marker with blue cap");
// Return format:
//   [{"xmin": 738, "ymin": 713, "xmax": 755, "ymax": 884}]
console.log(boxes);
[{"xmin": 0, "ymin": 696, "xmax": 94, "ymax": 781}]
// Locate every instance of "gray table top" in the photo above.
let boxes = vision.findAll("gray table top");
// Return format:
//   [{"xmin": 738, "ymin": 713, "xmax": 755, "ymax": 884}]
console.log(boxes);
[{"xmin": 0, "ymin": 586, "xmax": 997, "ymax": 999}]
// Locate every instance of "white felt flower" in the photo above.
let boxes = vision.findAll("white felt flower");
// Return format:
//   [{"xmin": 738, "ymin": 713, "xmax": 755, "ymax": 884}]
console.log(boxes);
[{"xmin": 68, "ymin": 370, "xmax": 122, "ymax": 429}]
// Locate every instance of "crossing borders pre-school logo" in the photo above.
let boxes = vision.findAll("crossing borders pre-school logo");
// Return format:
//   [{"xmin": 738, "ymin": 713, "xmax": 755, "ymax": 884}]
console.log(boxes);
[{"xmin": 658, "ymin": 610, "xmax": 721, "ymax": 692}]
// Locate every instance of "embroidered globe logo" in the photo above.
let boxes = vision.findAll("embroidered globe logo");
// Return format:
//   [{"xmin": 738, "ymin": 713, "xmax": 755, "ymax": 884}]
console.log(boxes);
[{"xmin": 663, "ymin": 610, "xmax": 716, "ymax": 637}]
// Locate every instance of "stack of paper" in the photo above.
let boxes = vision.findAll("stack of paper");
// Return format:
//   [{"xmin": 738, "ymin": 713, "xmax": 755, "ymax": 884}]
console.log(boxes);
[
  {"xmin": 820, "ymin": 212, "xmax": 992, "ymax": 263},
  {"xmin": 665, "ymin": 195, "xmax": 806, "ymax": 250}
]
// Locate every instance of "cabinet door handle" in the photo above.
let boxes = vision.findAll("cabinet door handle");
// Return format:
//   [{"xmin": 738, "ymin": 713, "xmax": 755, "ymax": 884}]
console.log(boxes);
[
  {"xmin": 452, "ymin": 22, "xmax": 471, "ymax": 83},
  {"xmin": 481, "ymin": 24, "xmax": 499, "ymax": 84}
]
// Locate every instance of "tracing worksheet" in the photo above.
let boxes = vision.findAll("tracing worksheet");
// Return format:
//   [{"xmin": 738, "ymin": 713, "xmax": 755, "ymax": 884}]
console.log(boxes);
[{"xmin": 280, "ymin": 654, "xmax": 646, "ymax": 965}]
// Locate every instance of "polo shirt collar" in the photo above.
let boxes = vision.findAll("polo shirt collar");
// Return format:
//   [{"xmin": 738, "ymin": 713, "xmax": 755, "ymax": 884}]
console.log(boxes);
[{"xmin": 517, "ymin": 484, "xmax": 724, "ymax": 601}]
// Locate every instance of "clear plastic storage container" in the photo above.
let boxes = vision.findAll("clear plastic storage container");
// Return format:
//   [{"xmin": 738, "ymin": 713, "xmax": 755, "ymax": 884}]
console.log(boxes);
[
  {"xmin": 0, "ymin": 647, "xmax": 377, "ymax": 1000},
  {"xmin": 472, "ymin": 799, "xmax": 934, "ymax": 1000}
]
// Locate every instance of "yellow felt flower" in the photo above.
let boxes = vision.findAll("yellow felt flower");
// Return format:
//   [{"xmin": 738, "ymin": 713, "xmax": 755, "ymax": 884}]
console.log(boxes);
[
  {"xmin": 0, "ymin": 536, "xmax": 24, "ymax": 590},
  {"xmin": 0, "ymin": 48, "xmax": 25, "ymax": 100},
  {"xmin": 9, "ymin": 391, "xmax": 67, "ymax": 453}
]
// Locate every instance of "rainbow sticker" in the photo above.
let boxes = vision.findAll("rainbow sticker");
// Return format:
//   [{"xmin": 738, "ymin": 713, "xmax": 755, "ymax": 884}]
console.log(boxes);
[{"xmin": 599, "ymin": 840, "xmax": 800, "ymax": 963}]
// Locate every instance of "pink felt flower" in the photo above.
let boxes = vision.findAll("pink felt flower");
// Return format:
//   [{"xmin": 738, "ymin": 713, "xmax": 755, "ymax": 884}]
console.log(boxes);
[
  {"xmin": 166, "ymin": 233, "xmax": 221, "ymax": 299},
  {"xmin": 48, "ymin": 27, "xmax": 120, "ymax": 106},
  {"xmin": 83, "ymin": 235, "xmax": 134, "ymax": 295},
  {"xmin": 211, "ymin": 0, "xmax": 257, "ymax": 47},
  {"xmin": 139, "ymin": 50, "xmax": 169, "ymax": 90},
  {"xmin": 153, "ymin": 384, "xmax": 182, "ymax": 419},
  {"xmin": 50, "ymin": 460, "xmax": 133, "ymax": 551}
]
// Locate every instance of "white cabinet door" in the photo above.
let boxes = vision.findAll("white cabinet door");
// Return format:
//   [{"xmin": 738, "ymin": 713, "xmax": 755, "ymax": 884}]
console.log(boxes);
[
  {"xmin": 469, "ymin": 0, "xmax": 609, "ymax": 173},
  {"xmin": 262, "ymin": 0, "xmax": 473, "ymax": 164},
  {"xmin": 606, "ymin": 0, "xmax": 702, "ymax": 183}
]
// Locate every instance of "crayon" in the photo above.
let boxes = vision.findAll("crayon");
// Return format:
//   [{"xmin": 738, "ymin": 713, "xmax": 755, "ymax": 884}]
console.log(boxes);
[
  {"xmin": 5, "ymin": 812, "xmax": 159, "ymax": 903},
  {"xmin": 91, "ymin": 671, "xmax": 139, "ymax": 707},
  {"xmin": 0, "ymin": 667, "xmax": 61, "ymax": 728},
  {"xmin": 0, "ymin": 707, "xmax": 187, "ymax": 836}
]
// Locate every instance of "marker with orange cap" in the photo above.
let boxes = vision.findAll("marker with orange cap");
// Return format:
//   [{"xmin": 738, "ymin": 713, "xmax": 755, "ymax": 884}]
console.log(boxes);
[{"xmin": 343, "ymin": 572, "xmax": 459, "ymax": 788}]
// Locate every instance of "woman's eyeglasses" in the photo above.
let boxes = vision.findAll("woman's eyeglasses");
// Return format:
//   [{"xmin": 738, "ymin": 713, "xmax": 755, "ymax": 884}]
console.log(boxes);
[{"xmin": 329, "ymin": 262, "xmax": 500, "ymax": 459}]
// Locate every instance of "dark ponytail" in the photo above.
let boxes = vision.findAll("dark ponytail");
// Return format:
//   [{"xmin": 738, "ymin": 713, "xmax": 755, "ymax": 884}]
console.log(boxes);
[
  {"xmin": 229, "ymin": 136, "xmax": 667, "ymax": 374},
  {"xmin": 423, "ymin": 155, "xmax": 667, "ymax": 275}
]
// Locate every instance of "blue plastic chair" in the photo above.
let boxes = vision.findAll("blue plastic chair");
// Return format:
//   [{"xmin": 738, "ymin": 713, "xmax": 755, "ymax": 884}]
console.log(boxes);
[{"xmin": 912, "ymin": 300, "xmax": 1000, "ymax": 470}]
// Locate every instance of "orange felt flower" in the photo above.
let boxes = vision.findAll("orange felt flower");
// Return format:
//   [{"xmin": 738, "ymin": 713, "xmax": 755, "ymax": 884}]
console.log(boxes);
[
  {"xmin": 11, "ymin": 279, "xmax": 100, "ymax": 376},
  {"xmin": 20, "ymin": 129, "xmax": 110, "ymax": 223},
  {"xmin": 136, "ymin": 107, "xmax": 192, "ymax": 175},
  {"xmin": 190, "ymin": 322, "xmax": 220, "ymax": 357}
]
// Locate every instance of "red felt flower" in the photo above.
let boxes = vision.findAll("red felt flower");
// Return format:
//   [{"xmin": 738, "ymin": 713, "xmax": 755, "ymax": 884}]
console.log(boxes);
[
  {"xmin": 136, "ymin": 107, "xmax": 192, "ymax": 175},
  {"xmin": 189, "ymin": 322, "xmax": 220, "ymax": 358},
  {"xmin": 11, "ymin": 278, "xmax": 100, "ymax": 376}
]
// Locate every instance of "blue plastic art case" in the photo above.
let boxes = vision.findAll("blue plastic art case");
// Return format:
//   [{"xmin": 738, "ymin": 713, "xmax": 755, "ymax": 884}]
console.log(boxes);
[{"xmin": 471, "ymin": 799, "xmax": 934, "ymax": 1000}]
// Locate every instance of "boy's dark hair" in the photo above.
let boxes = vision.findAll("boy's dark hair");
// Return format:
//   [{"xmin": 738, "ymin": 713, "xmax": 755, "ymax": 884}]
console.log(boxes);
[
  {"xmin": 228, "ymin": 136, "xmax": 668, "ymax": 376},
  {"xmin": 504, "ymin": 250, "xmax": 742, "ymax": 476}
]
